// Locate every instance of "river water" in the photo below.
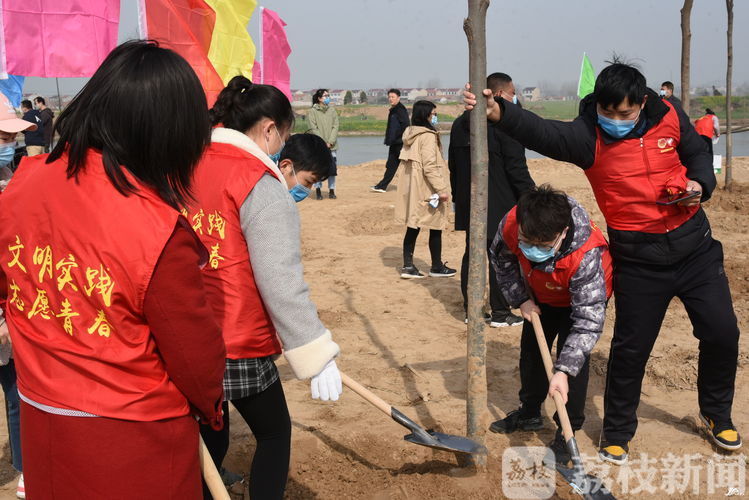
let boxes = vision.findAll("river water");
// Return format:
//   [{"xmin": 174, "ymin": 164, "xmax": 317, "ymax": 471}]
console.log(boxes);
[{"xmin": 336, "ymin": 132, "xmax": 749, "ymax": 166}]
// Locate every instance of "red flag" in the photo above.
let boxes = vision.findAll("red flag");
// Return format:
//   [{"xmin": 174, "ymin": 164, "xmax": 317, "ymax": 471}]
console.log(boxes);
[
  {"xmin": 1, "ymin": 0, "xmax": 120, "ymax": 78},
  {"xmin": 259, "ymin": 8, "xmax": 291, "ymax": 101},
  {"xmin": 138, "ymin": 0, "xmax": 224, "ymax": 106}
]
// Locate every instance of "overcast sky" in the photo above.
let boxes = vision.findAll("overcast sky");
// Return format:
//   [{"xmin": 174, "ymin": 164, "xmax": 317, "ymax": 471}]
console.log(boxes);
[{"xmin": 24, "ymin": 0, "xmax": 748, "ymax": 98}]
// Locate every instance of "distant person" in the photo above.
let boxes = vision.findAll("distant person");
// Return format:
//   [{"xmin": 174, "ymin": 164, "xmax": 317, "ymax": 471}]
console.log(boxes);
[
  {"xmin": 308, "ymin": 89, "xmax": 339, "ymax": 199},
  {"xmin": 0, "ymin": 91, "xmax": 37, "ymax": 500},
  {"xmin": 19, "ymin": 100, "xmax": 44, "ymax": 156},
  {"xmin": 395, "ymin": 100, "xmax": 455, "ymax": 279},
  {"xmin": 371, "ymin": 89, "xmax": 409, "ymax": 193},
  {"xmin": 33, "ymin": 96, "xmax": 54, "ymax": 152},
  {"xmin": 694, "ymin": 108, "xmax": 720, "ymax": 152},
  {"xmin": 488, "ymin": 185, "xmax": 612, "ymax": 467},
  {"xmin": 659, "ymin": 81, "xmax": 682, "ymax": 109},
  {"xmin": 449, "ymin": 72, "xmax": 533, "ymax": 327}
]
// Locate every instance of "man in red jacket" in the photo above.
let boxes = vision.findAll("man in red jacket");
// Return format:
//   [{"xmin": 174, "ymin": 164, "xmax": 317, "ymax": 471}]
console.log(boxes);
[{"xmin": 465, "ymin": 62, "xmax": 741, "ymax": 465}]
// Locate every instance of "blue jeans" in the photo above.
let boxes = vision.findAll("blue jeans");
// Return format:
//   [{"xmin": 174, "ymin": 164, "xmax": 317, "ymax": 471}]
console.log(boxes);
[
  {"xmin": 0, "ymin": 360, "xmax": 21, "ymax": 472},
  {"xmin": 314, "ymin": 151, "xmax": 337, "ymax": 190}
]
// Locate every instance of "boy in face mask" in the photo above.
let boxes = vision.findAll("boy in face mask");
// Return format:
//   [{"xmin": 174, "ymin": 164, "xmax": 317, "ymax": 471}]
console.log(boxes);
[
  {"xmin": 278, "ymin": 133, "xmax": 332, "ymax": 203},
  {"xmin": 488, "ymin": 184, "xmax": 613, "ymax": 466}
]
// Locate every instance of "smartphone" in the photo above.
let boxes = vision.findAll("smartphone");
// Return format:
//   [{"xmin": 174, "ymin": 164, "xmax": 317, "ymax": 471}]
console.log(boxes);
[{"xmin": 656, "ymin": 190, "xmax": 701, "ymax": 206}]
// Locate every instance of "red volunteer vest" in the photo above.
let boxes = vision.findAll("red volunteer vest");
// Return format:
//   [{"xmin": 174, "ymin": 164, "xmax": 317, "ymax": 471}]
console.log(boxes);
[
  {"xmin": 503, "ymin": 207, "xmax": 613, "ymax": 307},
  {"xmin": 694, "ymin": 115, "xmax": 714, "ymax": 138},
  {"xmin": 0, "ymin": 151, "xmax": 190, "ymax": 421},
  {"xmin": 585, "ymin": 101, "xmax": 699, "ymax": 233},
  {"xmin": 187, "ymin": 142, "xmax": 282, "ymax": 359}
]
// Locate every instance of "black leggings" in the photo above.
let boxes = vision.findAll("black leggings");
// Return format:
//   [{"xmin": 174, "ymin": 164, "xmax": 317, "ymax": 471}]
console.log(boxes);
[
  {"xmin": 403, "ymin": 227, "xmax": 442, "ymax": 268},
  {"xmin": 200, "ymin": 378, "xmax": 292, "ymax": 500}
]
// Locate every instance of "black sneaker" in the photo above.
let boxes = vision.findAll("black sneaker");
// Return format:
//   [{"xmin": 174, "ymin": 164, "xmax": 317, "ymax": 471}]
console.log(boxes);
[
  {"xmin": 400, "ymin": 266, "xmax": 425, "ymax": 279},
  {"xmin": 329, "ymin": 189, "xmax": 337, "ymax": 199},
  {"xmin": 546, "ymin": 429, "xmax": 571, "ymax": 467},
  {"xmin": 315, "ymin": 188, "xmax": 323, "ymax": 200},
  {"xmin": 220, "ymin": 467, "xmax": 243, "ymax": 486},
  {"xmin": 700, "ymin": 413, "xmax": 743, "ymax": 451},
  {"xmin": 490, "ymin": 312, "xmax": 524, "ymax": 328},
  {"xmin": 489, "ymin": 409, "xmax": 544, "ymax": 434},
  {"xmin": 429, "ymin": 262, "xmax": 456, "ymax": 277},
  {"xmin": 598, "ymin": 442, "xmax": 629, "ymax": 465}
]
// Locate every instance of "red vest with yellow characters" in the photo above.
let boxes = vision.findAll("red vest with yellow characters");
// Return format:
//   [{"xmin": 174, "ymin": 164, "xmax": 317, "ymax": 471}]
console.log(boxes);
[
  {"xmin": 186, "ymin": 142, "xmax": 282, "ymax": 359},
  {"xmin": 502, "ymin": 207, "xmax": 613, "ymax": 308},
  {"xmin": 694, "ymin": 115, "xmax": 715, "ymax": 139},
  {"xmin": 0, "ymin": 151, "xmax": 192, "ymax": 421},
  {"xmin": 585, "ymin": 101, "xmax": 699, "ymax": 233}
]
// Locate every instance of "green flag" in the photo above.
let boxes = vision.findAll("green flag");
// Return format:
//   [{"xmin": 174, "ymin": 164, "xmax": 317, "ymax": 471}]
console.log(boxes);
[{"xmin": 577, "ymin": 53, "xmax": 595, "ymax": 98}]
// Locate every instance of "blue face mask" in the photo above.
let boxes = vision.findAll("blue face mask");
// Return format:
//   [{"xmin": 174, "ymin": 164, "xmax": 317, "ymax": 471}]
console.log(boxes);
[
  {"xmin": 597, "ymin": 112, "xmax": 640, "ymax": 139},
  {"xmin": 323, "ymin": 97, "xmax": 331, "ymax": 106},
  {"xmin": 0, "ymin": 143, "xmax": 15, "ymax": 166},
  {"xmin": 265, "ymin": 127, "xmax": 285, "ymax": 164},
  {"xmin": 518, "ymin": 241, "xmax": 556, "ymax": 263},
  {"xmin": 289, "ymin": 183, "xmax": 311, "ymax": 202},
  {"xmin": 512, "ymin": 95, "xmax": 518, "ymax": 105},
  {"xmin": 431, "ymin": 115, "xmax": 438, "ymax": 126}
]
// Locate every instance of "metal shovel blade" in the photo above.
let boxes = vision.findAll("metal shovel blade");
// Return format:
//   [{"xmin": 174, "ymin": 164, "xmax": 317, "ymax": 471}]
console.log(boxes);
[
  {"xmin": 555, "ymin": 465, "xmax": 615, "ymax": 500},
  {"xmin": 392, "ymin": 408, "xmax": 487, "ymax": 454}
]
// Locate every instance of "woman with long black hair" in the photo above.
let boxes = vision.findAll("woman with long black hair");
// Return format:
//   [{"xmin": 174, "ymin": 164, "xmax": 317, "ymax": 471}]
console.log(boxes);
[
  {"xmin": 395, "ymin": 100, "xmax": 455, "ymax": 279},
  {"xmin": 0, "ymin": 40, "xmax": 226, "ymax": 499},
  {"xmin": 191, "ymin": 76, "xmax": 342, "ymax": 500}
]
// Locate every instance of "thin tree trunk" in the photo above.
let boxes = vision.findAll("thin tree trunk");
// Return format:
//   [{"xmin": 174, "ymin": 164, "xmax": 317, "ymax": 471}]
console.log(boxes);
[
  {"xmin": 680, "ymin": 0, "xmax": 694, "ymax": 115},
  {"xmin": 463, "ymin": 0, "xmax": 490, "ymax": 468},
  {"xmin": 725, "ymin": 0, "xmax": 734, "ymax": 189}
]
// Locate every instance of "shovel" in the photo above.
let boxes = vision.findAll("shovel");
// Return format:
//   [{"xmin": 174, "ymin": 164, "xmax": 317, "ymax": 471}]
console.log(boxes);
[
  {"xmin": 340, "ymin": 372, "xmax": 486, "ymax": 455},
  {"xmin": 530, "ymin": 312, "xmax": 615, "ymax": 500}
]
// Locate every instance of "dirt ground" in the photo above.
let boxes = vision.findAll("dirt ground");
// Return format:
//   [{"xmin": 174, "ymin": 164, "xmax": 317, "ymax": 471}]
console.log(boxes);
[{"xmin": 0, "ymin": 156, "xmax": 747, "ymax": 499}]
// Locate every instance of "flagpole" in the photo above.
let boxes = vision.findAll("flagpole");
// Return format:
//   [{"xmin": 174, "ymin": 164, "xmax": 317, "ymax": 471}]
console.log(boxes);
[
  {"xmin": 259, "ymin": 6, "xmax": 264, "ymax": 84},
  {"xmin": 55, "ymin": 77, "xmax": 63, "ymax": 112}
]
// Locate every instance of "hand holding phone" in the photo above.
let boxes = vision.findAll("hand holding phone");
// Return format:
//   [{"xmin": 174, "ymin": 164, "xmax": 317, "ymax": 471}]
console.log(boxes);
[{"xmin": 656, "ymin": 190, "xmax": 701, "ymax": 206}]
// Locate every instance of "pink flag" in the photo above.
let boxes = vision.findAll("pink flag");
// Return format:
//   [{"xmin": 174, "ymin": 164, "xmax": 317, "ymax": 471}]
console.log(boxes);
[
  {"xmin": 260, "ymin": 7, "xmax": 291, "ymax": 101},
  {"xmin": 251, "ymin": 58, "xmax": 261, "ymax": 84},
  {"xmin": 1, "ymin": 0, "xmax": 120, "ymax": 78}
]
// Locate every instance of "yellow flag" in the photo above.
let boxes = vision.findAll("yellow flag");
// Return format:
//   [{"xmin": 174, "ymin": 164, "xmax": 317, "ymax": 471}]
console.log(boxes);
[{"xmin": 205, "ymin": 0, "xmax": 257, "ymax": 85}]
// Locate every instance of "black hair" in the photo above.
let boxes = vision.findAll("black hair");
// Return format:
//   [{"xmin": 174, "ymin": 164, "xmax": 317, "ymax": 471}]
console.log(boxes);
[
  {"xmin": 210, "ymin": 76, "xmax": 294, "ymax": 135},
  {"xmin": 594, "ymin": 63, "xmax": 647, "ymax": 109},
  {"xmin": 34, "ymin": 96, "xmax": 46, "ymax": 106},
  {"xmin": 411, "ymin": 100, "xmax": 436, "ymax": 130},
  {"xmin": 705, "ymin": 108, "xmax": 715, "ymax": 115},
  {"xmin": 516, "ymin": 184, "xmax": 571, "ymax": 242},
  {"xmin": 487, "ymin": 72, "xmax": 512, "ymax": 94},
  {"xmin": 661, "ymin": 81, "xmax": 674, "ymax": 91},
  {"xmin": 313, "ymin": 89, "xmax": 328, "ymax": 105},
  {"xmin": 20, "ymin": 100, "xmax": 32, "ymax": 110},
  {"xmin": 48, "ymin": 40, "xmax": 210, "ymax": 209},
  {"xmin": 388, "ymin": 88, "xmax": 401, "ymax": 97},
  {"xmin": 279, "ymin": 134, "xmax": 331, "ymax": 182}
]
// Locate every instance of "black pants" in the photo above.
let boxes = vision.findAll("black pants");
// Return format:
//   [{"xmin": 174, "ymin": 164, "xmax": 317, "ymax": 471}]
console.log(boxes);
[
  {"xmin": 374, "ymin": 143, "xmax": 402, "ymax": 190},
  {"xmin": 403, "ymin": 226, "xmax": 441, "ymax": 269},
  {"xmin": 518, "ymin": 303, "xmax": 590, "ymax": 431},
  {"xmin": 460, "ymin": 230, "xmax": 510, "ymax": 316},
  {"xmin": 602, "ymin": 236, "xmax": 740, "ymax": 445},
  {"xmin": 200, "ymin": 378, "xmax": 292, "ymax": 500}
]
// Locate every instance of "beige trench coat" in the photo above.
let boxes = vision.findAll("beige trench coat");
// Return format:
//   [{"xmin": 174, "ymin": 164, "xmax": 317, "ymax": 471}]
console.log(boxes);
[{"xmin": 394, "ymin": 126, "xmax": 451, "ymax": 230}]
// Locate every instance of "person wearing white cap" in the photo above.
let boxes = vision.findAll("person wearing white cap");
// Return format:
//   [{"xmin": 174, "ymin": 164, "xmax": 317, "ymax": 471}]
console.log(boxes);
[{"xmin": 0, "ymin": 93, "xmax": 35, "ymax": 498}]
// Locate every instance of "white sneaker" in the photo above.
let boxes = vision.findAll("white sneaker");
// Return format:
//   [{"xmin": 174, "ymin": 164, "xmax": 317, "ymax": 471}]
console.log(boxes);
[
  {"xmin": 370, "ymin": 186, "xmax": 386, "ymax": 193},
  {"xmin": 16, "ymin": 474, "xmax": 25, "ymax": 499}
]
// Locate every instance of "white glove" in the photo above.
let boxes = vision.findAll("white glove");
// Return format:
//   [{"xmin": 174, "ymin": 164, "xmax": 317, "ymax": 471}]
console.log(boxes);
[{"xmin": 310, "ymin": 359, "xmax": 342, "ymax": 401}]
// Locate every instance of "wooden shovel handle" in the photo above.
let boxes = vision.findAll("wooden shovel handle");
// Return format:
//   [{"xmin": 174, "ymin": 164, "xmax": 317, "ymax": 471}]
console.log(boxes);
[
  {"xmin": 200, "ymin": 435, "xmax": 231, "ymax": 500},
  {"xmin": 530, "ymin": 312, "xmax": 575, "ymax": 443},
  {"xmin": 340, "ymin": 371, "xmax": 393, "ymax": 416}
]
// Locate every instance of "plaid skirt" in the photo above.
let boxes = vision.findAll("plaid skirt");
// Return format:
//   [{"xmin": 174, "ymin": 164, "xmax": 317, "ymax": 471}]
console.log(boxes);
[{"xmin": 223, "ymin": 355, "xmax": 279, "ymax": 401}]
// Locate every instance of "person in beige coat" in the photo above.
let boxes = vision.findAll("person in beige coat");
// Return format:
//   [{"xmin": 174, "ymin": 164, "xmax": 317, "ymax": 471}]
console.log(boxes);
[{"xmin": 395, "ymin": 100, "xmax": 456, "ymax": 279}]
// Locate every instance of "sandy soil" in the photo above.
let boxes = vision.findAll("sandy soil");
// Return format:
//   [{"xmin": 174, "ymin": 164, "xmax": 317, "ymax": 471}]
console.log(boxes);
[{"xmin": 0, "ymin": 157, "xmax": 747, "ymax": 499}]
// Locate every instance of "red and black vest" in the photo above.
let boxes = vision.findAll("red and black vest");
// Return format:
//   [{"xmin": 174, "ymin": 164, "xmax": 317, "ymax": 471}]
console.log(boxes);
[
  {"xmin": 503, "ymin": 207, "xmax": 613, "ymax": 307},
  {"xmin": 585, "ymin": 101, "xmax": 699, "ymax": 233},
  {"xmin": 0, "ymin": 151, "xmax": 191, "ymax": 421},
  {"xmin": 187, "ymin": 142, "xmax": 282, "ymax": 359}
]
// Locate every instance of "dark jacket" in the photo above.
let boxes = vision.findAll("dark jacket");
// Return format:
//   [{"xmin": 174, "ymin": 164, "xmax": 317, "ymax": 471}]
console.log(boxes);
[
  {"xmin": 664, "ymin": 94, "xmax": 682, "ymax": 110},
  {"xmin": 38, "ymin": 108, "xmax": 54, "ymax": 146},
  {"xmin": 494, "ymin": 89, "xmax": 715, "ymax": 265},
  {"xmin": 384, "ymin": 102, "xmax": 410, "ymax": 146},
  {"xmin": 491, "ymin": 197, "xmax": 608, "ymax": 376},
  {"xmin": 448, "ymin": 110, "xmax": 535, "ymax": 236},
  {"xmin": 21, "ymin": 110, "xmax": 45, "ymax": 146}
]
